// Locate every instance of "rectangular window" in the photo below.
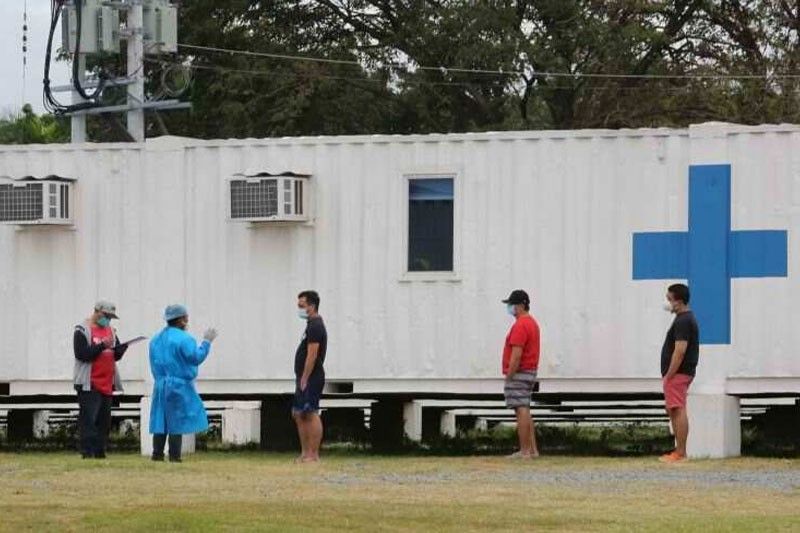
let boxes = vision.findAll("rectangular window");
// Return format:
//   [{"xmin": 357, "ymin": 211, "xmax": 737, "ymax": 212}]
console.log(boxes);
[{"xmin": 408, "ymin": 177, "xmax": 454, "ymax": 272}]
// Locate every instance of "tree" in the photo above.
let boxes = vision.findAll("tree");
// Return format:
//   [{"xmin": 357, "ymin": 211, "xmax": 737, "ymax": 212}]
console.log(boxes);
[
  {"xmin": 157, "ymin": 0, "xmax": 401, "ymax": 138},
  {"xmin": 8, "ymin": 1, "xmax": 798, "ymax": 143},
  {"xmin": 0, "ymin": 105, "xmax": 69, "ymax": 144},
  {"xmin": 166, "ymin": 0, "xmax": 799, "ymax": 136}
]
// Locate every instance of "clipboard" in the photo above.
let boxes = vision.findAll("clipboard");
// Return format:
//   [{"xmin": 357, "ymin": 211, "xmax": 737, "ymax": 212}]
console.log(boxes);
[{"xmin": 119, "ymin": 336, "xmax": 147, "ymax": 348}]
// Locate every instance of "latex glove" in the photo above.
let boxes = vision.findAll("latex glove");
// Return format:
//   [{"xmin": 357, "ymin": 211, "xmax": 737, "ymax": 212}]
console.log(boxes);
[{"xmin": 203, "ymin": 328, "xmax": 218, "ymax": 343}]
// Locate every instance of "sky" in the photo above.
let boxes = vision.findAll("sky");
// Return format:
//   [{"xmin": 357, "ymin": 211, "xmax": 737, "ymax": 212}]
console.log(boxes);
[{"xmin": 0, "ymin": 1, "xmax": 71, "ymax": 116}]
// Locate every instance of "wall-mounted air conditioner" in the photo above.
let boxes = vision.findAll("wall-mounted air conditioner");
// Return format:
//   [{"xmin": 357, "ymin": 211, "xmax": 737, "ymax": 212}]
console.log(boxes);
[
  {"xmin": 228, "ymin": 172, "xmax": 311, "ymax": 223},
  {"xmin": 0, "ymin": 176, "xmax": 75, "ymax": 226}
]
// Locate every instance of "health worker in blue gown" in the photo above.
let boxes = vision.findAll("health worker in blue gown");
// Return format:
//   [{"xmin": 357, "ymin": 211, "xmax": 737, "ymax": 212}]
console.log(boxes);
[{"xmin": 148, "ymin": 304, "xmax": 218, "ymax": 462}]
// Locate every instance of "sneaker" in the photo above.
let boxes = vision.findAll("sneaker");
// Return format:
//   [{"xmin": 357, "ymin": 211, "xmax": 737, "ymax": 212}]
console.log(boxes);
[
  {"xmin": 506, "ymin": 451, "xmax": 535, "ymax": 460},
  {"xmin": 168, "ymin": 457, "xmax": 182, "ymax": 463},
  {"xmin": 151, "ymin": 455, "xmax": 165, "ymax": 462},
  {"xmin": 659, "ymin": 451, "xmax": 687, "ymax": 463}
]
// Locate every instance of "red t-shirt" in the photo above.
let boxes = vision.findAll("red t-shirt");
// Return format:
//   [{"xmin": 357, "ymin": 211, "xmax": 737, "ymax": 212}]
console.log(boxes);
[
  {"xmin": 502, "ymin": 314, "xmax": 540, "ymax": 375},
  {"xmin": 90, "ymin": 325, "xmax": 115, "ymax": 396}
]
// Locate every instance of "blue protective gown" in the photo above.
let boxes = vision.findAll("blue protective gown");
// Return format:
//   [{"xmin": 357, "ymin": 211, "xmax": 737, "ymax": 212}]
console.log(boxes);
[{"xmin": 148, "ymin": 326, "xmax": 211, "ymax": 435}]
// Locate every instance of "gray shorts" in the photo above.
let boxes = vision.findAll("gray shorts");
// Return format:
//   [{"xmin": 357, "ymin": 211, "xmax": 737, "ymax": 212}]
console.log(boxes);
[{"xmin": 504, "ymin": 371, "xmax": 537, "ymax": 409}]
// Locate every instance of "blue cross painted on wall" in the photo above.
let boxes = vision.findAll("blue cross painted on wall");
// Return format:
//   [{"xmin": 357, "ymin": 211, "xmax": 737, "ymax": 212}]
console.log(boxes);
[{"xmin": 632, "ymin": 164, "xmax": 789, "ymax": 345}]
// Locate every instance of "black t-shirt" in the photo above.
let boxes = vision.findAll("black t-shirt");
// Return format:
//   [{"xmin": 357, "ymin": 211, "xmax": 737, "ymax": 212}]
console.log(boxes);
[
  {"xmin": 294, "ymin": 316, "xmax": 327, "ymax": 379},
  {"xmin": 661, "ymin": 311, "xmax": 699, "ymax": 377}
]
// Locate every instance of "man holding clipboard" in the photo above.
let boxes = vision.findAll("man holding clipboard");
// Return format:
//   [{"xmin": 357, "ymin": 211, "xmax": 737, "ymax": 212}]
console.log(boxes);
[{"xmin": 72, "ymin": 301, "xmax": 144, "ymax": 459}]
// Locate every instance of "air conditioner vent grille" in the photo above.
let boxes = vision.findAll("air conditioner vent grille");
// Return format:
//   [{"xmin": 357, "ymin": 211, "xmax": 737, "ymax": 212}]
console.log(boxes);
[
  {"xmin": 230, "ymin": 179, "xmax": 278, "ymax": 219},
  {"xmin": 0, "ymin": 183, "xmax": 44, "ymax": 222}
]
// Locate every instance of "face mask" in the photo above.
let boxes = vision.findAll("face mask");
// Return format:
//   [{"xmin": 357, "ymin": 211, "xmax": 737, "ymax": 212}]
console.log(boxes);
[
  {"xmin": 97, "ymin": 316, "xmax": 111, "ymax": 328},
  {"xmin": 506, "ymin": 304, "xmax": 516, "ymax": 317},
  {"xmin": 298, "ymin": 308, "xmax": 309, "ymax": 320},
  {"xmin": 663, "ymin": 302, "xmax": 674, "ymax": 313}
]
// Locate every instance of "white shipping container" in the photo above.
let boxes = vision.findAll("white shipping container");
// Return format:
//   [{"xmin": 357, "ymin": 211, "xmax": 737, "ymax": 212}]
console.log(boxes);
[{"xmin": 0, "ymin": 123, "xmax": 797, "ymax": 398}]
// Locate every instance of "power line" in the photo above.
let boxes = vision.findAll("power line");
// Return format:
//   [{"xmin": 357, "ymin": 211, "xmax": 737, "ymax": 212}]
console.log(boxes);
[
  {"xmin": 178, "ymin": 43, "xmax": 800, "ymax": 81},
  {"xmin": 148, "ymin": 58, "xmax": 746, "ymax": 93},
  {"xmin": 147, "ymin": 59, "xmax": 502, "ymax": 88}
]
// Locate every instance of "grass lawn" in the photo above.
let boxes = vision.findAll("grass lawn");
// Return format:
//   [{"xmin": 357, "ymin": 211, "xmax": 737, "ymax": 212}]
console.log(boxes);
[{"xmin": 1, "ymin": 452, "xmax": 798, "ymax": 532}]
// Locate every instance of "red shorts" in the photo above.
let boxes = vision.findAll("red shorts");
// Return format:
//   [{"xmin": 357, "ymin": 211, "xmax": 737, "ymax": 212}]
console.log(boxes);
[{"xmin": 663, "ymin": 374, "xmax": 693, "ymax": 409}]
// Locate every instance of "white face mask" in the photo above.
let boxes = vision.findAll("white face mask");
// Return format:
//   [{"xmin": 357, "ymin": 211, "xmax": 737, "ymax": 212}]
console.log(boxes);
[{"xmin": 663, "ymin": 301, "xmax": 674, "ymax": 313}]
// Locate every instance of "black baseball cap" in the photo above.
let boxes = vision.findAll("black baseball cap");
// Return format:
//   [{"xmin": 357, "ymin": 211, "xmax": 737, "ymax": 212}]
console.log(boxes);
[{"xmin": 502, "ymin": 289, "xmax": 530, "ymax": 306}]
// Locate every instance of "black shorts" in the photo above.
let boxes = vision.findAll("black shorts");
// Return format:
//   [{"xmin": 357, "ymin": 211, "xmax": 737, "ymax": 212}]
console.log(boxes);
[{"xmin": 292, "ymin": 375, "xmax": 324, "ymax": 414}]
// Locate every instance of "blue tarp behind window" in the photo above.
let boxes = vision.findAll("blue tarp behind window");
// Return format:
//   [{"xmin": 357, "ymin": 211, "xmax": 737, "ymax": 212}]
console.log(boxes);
[{"xmin": 408, "ymin": 178, "xmax": 454, "ymax": 272}]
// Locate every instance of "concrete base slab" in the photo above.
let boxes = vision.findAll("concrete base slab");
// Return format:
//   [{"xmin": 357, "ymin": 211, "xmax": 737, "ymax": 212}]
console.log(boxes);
[
  {"xmin": 403, "ymin": 400, "xmax": 423, "ymax": 442},
  {"xmin": 33, "ymin": 410, "xmax": 51, "ymax": 439},
  {"xmin": 687, "ymin": 393, "xmax": 741, "ymax": 458},
  {"xmin": 222, "ymin": 402, "xmax": 261, "ymax": 445},
  {"xmin": 440, "ymin": 411, "xmax": 457, "ymax": 438}
]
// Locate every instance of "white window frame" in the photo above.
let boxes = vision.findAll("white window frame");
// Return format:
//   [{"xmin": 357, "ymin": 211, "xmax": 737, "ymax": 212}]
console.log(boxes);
[{"xmin": 399, "ymin": 171, "xmax": 462, "ymax": 283}]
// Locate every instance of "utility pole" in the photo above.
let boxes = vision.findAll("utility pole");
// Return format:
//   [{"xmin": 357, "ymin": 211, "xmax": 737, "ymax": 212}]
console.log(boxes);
[
  {"xmin": 126, "ymin": 0, "xmax": 145, "ymax": 142},
  {"xmin": 54, "ymin": 0, "xmax": 187, "ymax": 144},
  {"xmin": 71, "ymin": 55, "xmax": 87, "ymax": 143}
]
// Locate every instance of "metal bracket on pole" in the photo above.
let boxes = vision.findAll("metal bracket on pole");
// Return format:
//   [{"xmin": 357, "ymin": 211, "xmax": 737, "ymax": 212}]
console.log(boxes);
[
  {"xmin": 117, "ymin": 27, "xmax": 143, "ymax": 40},
  {"xmin": 51, "ymin": 77, "xmax": 136, "ymax": 93},
  {"xmin": 101, "ymin": 0, "xmax": 141, "ymax": 9},
  {"xmin": 65, "ymin": 99, "xmax": 190, "ymax": 116}
]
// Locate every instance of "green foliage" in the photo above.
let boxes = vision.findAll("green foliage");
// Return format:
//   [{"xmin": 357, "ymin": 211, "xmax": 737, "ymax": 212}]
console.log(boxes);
[
  {"xmin": 0, "ymin": 105, "xmax": 69, "ymax": 144},
  {"xmin": 8, "ymin": 1, "xmax": 800, "ymax": 142},
  {"xmin": 160, "ymin": 0, "xmax": 800, "ymax": 139}
]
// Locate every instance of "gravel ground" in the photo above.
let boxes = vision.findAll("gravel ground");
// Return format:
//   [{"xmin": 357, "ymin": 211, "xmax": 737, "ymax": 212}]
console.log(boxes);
[{"xmin": 321, "ymin": 462, "xmax": 800, "ymax": 492}]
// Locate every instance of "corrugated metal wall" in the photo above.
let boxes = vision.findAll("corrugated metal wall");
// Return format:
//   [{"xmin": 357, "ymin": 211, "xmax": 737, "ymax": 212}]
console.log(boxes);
[{"xmin": 0, "ymin": 124, "xmax": 797, "ymax": 391}]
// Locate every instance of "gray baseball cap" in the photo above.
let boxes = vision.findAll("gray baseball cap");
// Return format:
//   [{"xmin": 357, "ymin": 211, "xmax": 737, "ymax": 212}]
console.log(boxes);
[{"xmin": 94, "ymin": 300, "xmax": 119, "ymax": 319}]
